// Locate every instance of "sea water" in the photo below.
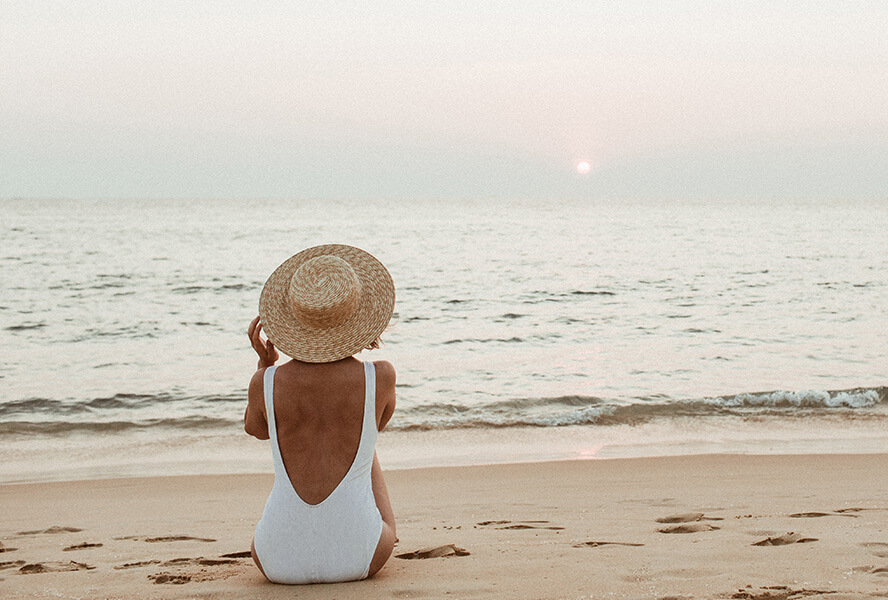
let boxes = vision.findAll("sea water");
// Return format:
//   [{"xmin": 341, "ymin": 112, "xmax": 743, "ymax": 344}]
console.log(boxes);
[{"xmin": 1, "ymin": 197, "xmax": 886, "ymax": 482}]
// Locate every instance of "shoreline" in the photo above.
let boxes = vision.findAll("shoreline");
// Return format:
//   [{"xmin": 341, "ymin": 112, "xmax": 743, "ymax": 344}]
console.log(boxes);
[
  {"xmin": 3, "ymin": 413, "xmax": 888, "ymax": 485},
  {"xmin": 2, "ymin": 453, "xmax": 887, "ymax": 599}
]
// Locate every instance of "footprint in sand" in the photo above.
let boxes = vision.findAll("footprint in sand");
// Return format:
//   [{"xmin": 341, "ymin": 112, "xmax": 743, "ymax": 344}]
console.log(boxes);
[
  {"xmin": 63, "ymin": 542, "xmax": 103, "ymax": 551},
  {"xmin": 572, "ymin": 541, "xmax": 644, "ymax": 548},
  {"xmin": 139, "ymin": 556, "xmax": 245, "ymax": 584},
  {"xmin": 17, "ymin": 561, "xmax": 95, "ymax": 574},
  {"xmin": 476, "ymin": 520, "xmax": 510, "ymax": 526},
  {"xmin": 149, "ymin": 572, "xmax": 192, "ymax": 585},
  {"xmin": 158, "ymin": 557, "xmax": 239, "ymax": 567},
  {"xmin": 115, "ymin": 556, "xmax": 240, "ymax": 570},
  {"xmin": 114, "ymin": 560, "xmax": 161, "ymax": 570},
  {"xmin": 476, "ymin": 520, "xmax": 564, "ymax": 530},
  {"xmin": 862, "ymin": 542, "xmax": 888, "ymax": 558},
  {"xmin": 657, "ymin": 523, "xmax": 720, "ymax": 534},
  {"xmin": 16, "ymin": 526, "xmax": 83, "ymax": 536},
  {"xmin": 751, "ymin": 532, "xmax": 818, "ymax": 546},
  {"xmin": 114, "ymin": 535, "xmax": 217, "ymax": 543},
  {"xmin": 789, "ymin": 511, "xmax": 858, "ymax": 519},
  {"xmin": 656, "ymin": 512, "xmax": 724, "ymax": 524},
  {"xmin": 731, "ymin": 585, "xmax": 836, "ymax": 599},
  {"xmin": 395, "ymin": 544, "xmax": 470, "ymax": 559},
  {"xmin": 0, "ymin": 541, "xmax": 19, "ymax": 553}
]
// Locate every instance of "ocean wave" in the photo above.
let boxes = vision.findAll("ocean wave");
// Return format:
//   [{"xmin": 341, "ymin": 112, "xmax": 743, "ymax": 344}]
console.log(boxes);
[
  {"xmin": 388, "ymin": 386, "xmax": 887, "ymax": 432},
  {"xmin": 0, "ymin": 392, "xmax": 246, "ymax": 418},
  {"xmin": 520, "ymin": 290, "xmax": 617, "ymax": 303},
  {"xmin": 1, "ymin": 386, "xmax": 884, "ymax": 436},
  {"xmin": 5, "ymin": 322, "xmax": 47, "ymax": 331},
  {"xmin": 443, "ymin": 336, "xmax": 524, "ymax": 345},
  {"xmin": 171, "ymin": 283, "xmax": 254, "ymax": 294},
  {"xmin": 704, "ymin": 388, "xmax": 882, "ymax": 409},
  {"xmin": 569, "ymin": 290, "xmax": 616, "ymax": 296},
  {"xmin": 0, "ymin": 416, "xmax": 238, "ymax": 435}
]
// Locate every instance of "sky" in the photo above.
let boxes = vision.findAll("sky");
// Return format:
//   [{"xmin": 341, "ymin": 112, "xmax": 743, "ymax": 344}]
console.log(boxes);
[{"xmin": 2, "ymin": 0, "xmax": 887, "ymax": 200}]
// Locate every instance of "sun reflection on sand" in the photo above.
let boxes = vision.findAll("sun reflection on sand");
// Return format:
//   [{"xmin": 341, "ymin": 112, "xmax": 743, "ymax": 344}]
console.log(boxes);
[{"xmin": 575, "ymin": 445, "xmax": 604, "ymax": 458}]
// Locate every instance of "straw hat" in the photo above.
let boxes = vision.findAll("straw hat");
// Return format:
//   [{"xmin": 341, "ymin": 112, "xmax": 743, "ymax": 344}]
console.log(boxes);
[{"xmin": 258, "ymin": 244, "xmax": 395, "ymax": 363}]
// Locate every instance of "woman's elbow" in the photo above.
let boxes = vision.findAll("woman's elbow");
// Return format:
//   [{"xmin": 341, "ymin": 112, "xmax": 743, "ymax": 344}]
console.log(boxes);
[{"xmin": 244, "ymin": 419, "xmax": 270, "ymax": 440}]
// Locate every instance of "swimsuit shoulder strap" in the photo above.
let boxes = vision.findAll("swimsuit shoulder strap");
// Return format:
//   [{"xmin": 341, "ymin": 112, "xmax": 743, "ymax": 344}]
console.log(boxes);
[
  {"xmin": 357, "ymin": 361, "xmax": 378, "ymax": 463},
  {"xmin": 262, "ymin": 365, "xmax": 285, "ymax": 473}
]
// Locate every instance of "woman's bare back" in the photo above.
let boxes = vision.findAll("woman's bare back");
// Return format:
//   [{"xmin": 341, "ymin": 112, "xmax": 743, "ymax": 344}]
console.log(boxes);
[{"xmin": 271, "ymin": 358, "xmax": 367, "ymax": 505}]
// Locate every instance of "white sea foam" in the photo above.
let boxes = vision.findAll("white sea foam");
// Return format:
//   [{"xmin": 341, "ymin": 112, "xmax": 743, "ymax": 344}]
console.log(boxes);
[{"xmin": 707, "ymin": 389, "xmax": 881, "ymax": 409}]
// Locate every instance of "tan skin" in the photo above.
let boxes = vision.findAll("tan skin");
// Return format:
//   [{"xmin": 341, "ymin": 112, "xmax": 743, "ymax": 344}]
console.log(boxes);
[{"xmin": 244, "ymin": 316, "xmax": 397, "ymax": 581}]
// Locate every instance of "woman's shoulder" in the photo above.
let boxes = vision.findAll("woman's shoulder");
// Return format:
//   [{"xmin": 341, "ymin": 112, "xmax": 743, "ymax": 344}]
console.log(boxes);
[
  {"xmin": 248, "ymin": 366, "xmax": 270, "ymax": 396},
  {"xmin": 372, "ymin": 359, "xmax": 396, "ymax": 382},
  {"xmin": 371, "ymin": 360, "xmax": 396, "ymax": 429}
]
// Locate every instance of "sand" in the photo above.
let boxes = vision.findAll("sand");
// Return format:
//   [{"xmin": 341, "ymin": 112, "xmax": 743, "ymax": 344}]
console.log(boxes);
[{"xmin": 2, "ymin": 453, "xmax": 887, "ymax": 599}]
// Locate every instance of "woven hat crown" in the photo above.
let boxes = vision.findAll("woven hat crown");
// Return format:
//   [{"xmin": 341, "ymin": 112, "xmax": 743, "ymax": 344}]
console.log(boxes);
[
  {"xmin": 259, "ymin": 244, "xmax": 395, "ymax": 363},
  {"xmin": 287, "ymin": 255, "xmax": 361, "ymax": 328}
]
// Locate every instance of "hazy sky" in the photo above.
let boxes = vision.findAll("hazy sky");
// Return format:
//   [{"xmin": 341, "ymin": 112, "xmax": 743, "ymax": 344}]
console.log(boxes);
[{"xmin": 2, "ymin": 1, "xmax": 887, "ymax": 200}]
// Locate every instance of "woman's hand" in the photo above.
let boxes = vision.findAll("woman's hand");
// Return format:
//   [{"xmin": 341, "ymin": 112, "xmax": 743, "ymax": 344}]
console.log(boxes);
[{"xmin": 248, "ymin": 316, "xmax": 279, "ymax": 369}]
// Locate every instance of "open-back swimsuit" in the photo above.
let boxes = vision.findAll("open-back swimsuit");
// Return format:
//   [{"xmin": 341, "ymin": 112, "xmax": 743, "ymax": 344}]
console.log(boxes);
[{"xmin": 253, "ymin": 362, "xmax": 383, "ymax": 584}]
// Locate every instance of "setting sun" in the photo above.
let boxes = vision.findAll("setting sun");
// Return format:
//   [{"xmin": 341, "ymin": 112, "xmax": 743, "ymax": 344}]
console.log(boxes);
[{"xmin": 576, "ymin": 161, "xmax": 591, "ymax": 174}]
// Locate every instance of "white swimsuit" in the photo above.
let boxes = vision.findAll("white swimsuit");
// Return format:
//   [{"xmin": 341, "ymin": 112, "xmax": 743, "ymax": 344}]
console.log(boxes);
[{"xmin": 253, "ymin": 362, "xmax": 383, "ymax": 584}]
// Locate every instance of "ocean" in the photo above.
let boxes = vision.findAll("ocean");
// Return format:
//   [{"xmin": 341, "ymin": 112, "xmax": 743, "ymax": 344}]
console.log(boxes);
[{"xmin": 1, "ymin": 197, "xmax": 886, "ymax": 482}]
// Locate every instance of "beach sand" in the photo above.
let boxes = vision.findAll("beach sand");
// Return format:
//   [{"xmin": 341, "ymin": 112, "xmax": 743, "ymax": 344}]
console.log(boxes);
[{"xmin": 2, "ymin": 453, "xmax": 887, "ymax": 599}]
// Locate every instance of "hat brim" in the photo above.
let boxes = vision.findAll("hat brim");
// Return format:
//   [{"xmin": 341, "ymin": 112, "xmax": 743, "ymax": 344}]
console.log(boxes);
[{"xmin": 258, "ymin": 244, "xmax": 395, "ymax": 363}]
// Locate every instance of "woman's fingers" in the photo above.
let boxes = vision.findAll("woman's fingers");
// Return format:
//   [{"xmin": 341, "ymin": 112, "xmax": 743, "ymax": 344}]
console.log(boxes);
[
  {"xmin": 249, "ymin": 318, "xmax": 266, "ymax": 355},
  {"xmin": 256, "ymin": 325, "xmax": 267, "ymax": 351},
  {"xmin": 248, "ymin": 317, "xmax": 278, "ymax": 364}
]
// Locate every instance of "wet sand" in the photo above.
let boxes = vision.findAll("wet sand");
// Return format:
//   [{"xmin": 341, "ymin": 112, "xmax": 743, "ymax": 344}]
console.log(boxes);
[{"xmin": 2, "ymin": 453, "xmax": 887, "ymax": 599}]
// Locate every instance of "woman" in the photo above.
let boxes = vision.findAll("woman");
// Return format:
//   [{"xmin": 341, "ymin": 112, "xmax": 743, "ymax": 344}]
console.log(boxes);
[{"xmin": 244, "ymin": 244, "xmax": 397, "ymax": 584}]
